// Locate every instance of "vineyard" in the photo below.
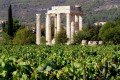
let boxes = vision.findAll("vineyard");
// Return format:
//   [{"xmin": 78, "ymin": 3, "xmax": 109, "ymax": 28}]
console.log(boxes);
[{"xmin": 0, "ymin": 45, "xmax": 120, "ymax": 80}]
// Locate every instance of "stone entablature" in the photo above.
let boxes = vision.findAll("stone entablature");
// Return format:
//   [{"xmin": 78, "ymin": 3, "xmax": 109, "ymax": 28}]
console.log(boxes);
[{"xmin": 48, "ymin": 6, "xmax": 83, "ymax": 14}]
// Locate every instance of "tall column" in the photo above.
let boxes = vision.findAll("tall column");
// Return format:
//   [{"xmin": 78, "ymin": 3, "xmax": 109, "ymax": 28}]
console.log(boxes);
[
  {"xmin": 36, "ymin": 14, "xmax": 41, "ymax": 45},
  {"xmin": 57, "ymin": 13, "xmax": 61, "ymax": 32},
  {"xmin": 54, "ymin": 15, "xmax": 57, "ymax": 37},
  {"xmin": 75, "ymin": 15, "xmax": 79, "ymax": 22},
  {"xmin": 75, "ymin": 14, "xmax": 79, "ymax": 32},
  {"xmin": 79, "ymin": 15, "xmax": 83, "ymax": 30},
  {"xmin": 46, "ymin": 13, "xmax": 51, "ymax": 45},
  {"xmin": 71, "ymin": 14, "xmax": 75, "ymax": 43},
  {"xmin": 66, "ymin": 13, "xmax": 71, "ymax": 44},
  {"xmin": 71, "ymin": 21, "xmax": 75, "ymax": 43}
]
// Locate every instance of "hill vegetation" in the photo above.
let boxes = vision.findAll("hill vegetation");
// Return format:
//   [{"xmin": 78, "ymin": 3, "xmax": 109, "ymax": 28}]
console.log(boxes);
[{"xmin": 0, "ymin": 0, "xmax": 120, "ymax": 25}]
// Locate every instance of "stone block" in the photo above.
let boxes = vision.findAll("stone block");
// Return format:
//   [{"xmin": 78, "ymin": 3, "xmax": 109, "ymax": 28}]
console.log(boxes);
[{"xmin": 81, "ymin": 40, "xmax": 88, "ymax": 45}]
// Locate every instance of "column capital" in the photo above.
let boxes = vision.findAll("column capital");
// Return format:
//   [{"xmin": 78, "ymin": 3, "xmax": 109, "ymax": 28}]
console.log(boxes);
[
  {"xmin": 66, "ymin": 13, "xmax": 71, "ymax": 14},
  {"xmin": 45, "ymin": 13, "xmax": 51, "ymax": 15},
  {"xmin": 66, "ymin": 13, "xmax": 71, "ymax": 15},
  {"xmin": 79, "ymin": 15, "xmax": 82, "ymax": 19},
  {"xmin": 57, "ymin": 13, "xmax": 61, "ymax": 15},
  {"xmin": 79, "ymin": 14, "xmax": 83, "ymax": 17},
  {"xmin": 54, "ymin": 14, "xmax": 57, "ymax": 17},
  {"xmin": 71, "ymin": 13, "xmax": 75, "ymax": 16},
  {"xmin": 75, "ymin": 14, "xmax": 79, "ymax": 16},
  {"xmin": 36, "ymin": 14, "xmax": 41, "ymax": 16}
]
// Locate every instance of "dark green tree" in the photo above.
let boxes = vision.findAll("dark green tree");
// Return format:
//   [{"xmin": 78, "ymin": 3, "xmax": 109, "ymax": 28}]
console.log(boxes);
[
  {"xmin": 55, "ymin": 29, "xmax": 68, "ymax": 44},
  {"xmin": 73, "ymin": 30, "xmax": 90, "ymax": 44},
  {"xmin": 83, "ymin": 22, "xmax": 102, "ymax": 41},
  {"xmin": 8, "ymin": 5, "xmax": 13, "ymax": 37},
  {"xmin": 99, "ymin": 21, "xmax": 120, "ymax": 44},
  {"xmin": 3, "ymin": 19, "xmax": 21, "ymax": 36},
  {"xmin": 12, "ymin": 19, "xmax": 21, "ymax": 34},
  {"xmin": 116, "ymin": 17, "xmax": 120, "ymax": 25}
]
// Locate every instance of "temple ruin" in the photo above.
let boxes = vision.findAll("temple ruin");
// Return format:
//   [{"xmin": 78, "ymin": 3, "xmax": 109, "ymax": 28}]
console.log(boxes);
[{"xmin": 36, "ymin": 5, "xmax": 83, "ymax": 45}]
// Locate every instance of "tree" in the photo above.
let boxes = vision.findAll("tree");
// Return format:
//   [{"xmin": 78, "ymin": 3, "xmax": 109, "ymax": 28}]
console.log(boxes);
[
  {"xmin": 8, "ymin": 4, "xmax": 13, "ymax": 37},
  {"xmin": 13, "ymin": 19, "xmax": 21, "ymax": 34},
  {"xmin": 99, "ymin": 21, "xmax": 120, "ymax": 44},
  {"xmin": 73, "ymin": 30, "xmax": 90, "ymax": 44},
  {"xmin": 3, "ymin": 19, "xmax": 21, "ymax": 36},
  {"xmin": 55, "ymin": 29, "xmax": 68, "ymax": 44},
  {"xmin": 116, "ymin": 17, "xmax": 120, "ymax": 25},
  {"xmin": 0, "ymin": 32, "xmax": 12, "ymax": 44},
  {"xmin": 83, "ymin": 22, "xmax": 102, "ymax": 41},
  {"xmin": 13, "ymin": 28, "xmax": 35, "ymax": 44}
]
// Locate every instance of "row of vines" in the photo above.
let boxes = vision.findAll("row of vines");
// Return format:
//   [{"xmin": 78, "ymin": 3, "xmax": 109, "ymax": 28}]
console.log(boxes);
[{"xmin": 0, "ymin": 45, "xmax": 120, "ymax": 80}]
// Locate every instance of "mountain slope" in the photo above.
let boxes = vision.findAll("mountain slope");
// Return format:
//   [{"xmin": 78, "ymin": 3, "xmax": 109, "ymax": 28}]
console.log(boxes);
[{"xmin": 0, "ymin": 0, "xmax": 120, "ymax": 25}]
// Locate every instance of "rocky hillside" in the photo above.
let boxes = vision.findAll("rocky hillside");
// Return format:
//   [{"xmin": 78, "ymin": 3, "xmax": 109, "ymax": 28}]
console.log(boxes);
[{"xmin": 0, "ymin": 0, "xmax": 120, "ymax": 25}]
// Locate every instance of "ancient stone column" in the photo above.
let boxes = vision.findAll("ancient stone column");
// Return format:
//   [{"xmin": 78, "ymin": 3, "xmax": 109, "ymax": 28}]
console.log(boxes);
[
  {"xmin": 66, "ymin": 13, "xmax": 71, "ymax": 44},
  {"xmin": 75, "ymin": 15, "xmax": 79, "ymax": 22},
  {"xmin": 57, "ymin": 13, "xmax": 61, "ymax": 32},
  {"xmin": 71, "ymin": 21, "xmax": 75, "ymax": 43},
  {"xmin": 70, "ymin": 14, "xmax": 75, "ymax": 43},
  {"xmin": 46, "ymin": 13, "xmax": 51, "ymax": 45},
  {"xmin": 36, "ymin": 14, "xmax": 41, "ymax": 45},
  {"xmin": 79, "ymin": 15, "xmax": 83, "ymax": 30},
  {"xmin": 54, "ymin": 15, "xmax": 57, "ymax": 37},
  {"xmin": 75, "ymin": 14, "xmax": 79, "ymax": 32}
]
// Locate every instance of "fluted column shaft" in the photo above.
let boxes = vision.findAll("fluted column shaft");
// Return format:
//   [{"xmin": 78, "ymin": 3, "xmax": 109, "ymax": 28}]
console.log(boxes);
[
  {"xmin": 54, "ymin": 15, "xmax": 57, "ymax": 37},
  {"xmin": 46, "ymin": 13, "xmax": 51, "ymax": 45},
  {"xmin": 36, "ymin": 14, "xmax": 41, "ymax": 45},
  {"xmin": 71, "ymin": 14, "xmax": 75, "ymax": 43},
  {"xmin": 79, "ymin": 15, "xmax": 83, "ymax": 30},
  {"xmin": 71, "ymin": 21, "xmax": 75, "ymax": 43},
  {"xmin": 75, "ymin": 14, "xmax": 79, "ymax": 32},
  {"xmin": 75, "ymin": 15, "xmax": 79, "ymax": 22},
  {"xmin": 66, "ymin": 13, "xmax": 71, "ymax": 44},
  {"xmin": 57, "ymin": 13, "xmax": 61, "ymax": 32}
]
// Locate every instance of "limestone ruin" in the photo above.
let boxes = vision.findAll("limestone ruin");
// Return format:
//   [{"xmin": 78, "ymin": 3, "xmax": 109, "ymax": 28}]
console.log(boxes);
[
  {"xmin": 82, "ymin": 40, "xmax": 104, "ymax": 46},
  {"xmin": 36, "ymin": 5, "xmax": 83, "ymax": 45}
]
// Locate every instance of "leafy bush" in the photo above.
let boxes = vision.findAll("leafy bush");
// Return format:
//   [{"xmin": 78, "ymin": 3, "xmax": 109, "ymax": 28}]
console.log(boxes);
[
  {"xmin": 55, "ymin": 30, "xmax": 68, "ymax": 44},
  {"xmin": 13, "ymin": 28, "xmax": 35, "ymax": 44},
  {"xmin": 0, "ymin": 32, "xmax": 12, "ymax": 44},
  {"xmin": 3, "ymin": 19, "xmax": 21, "ymax": 37},
  {"xmin": 99, "ymin": 21, "xmax": 120, "ymax": 44},
  {"xmin": 116, "ymin": 17, "xmax": 120, "ymax": 25},
  {"xmin": 0, "ymin": 45, "xmax": 119, "ymax": 80},
  {"xmin": 83, "ymin": 23, "xmax": 102, "ymax": 41},
  {"xmin": 73, "ymin": 30, "xmax": 90, "ymax": 44},
  {"xmin": 40, "ymin": 36, "xmax": 46, "ymax": 44}
]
